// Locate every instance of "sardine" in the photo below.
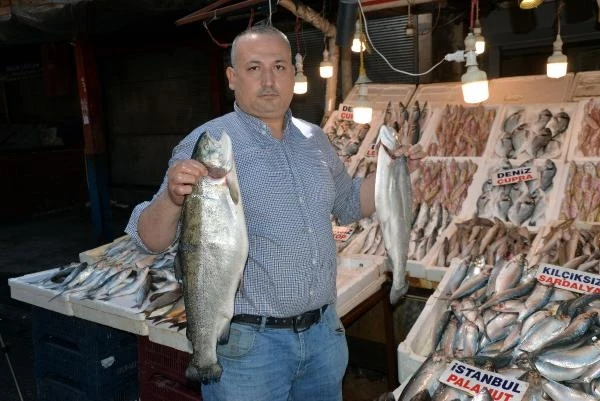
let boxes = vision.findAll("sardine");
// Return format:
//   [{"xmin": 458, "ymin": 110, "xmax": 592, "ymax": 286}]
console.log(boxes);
[
  {"xmin": 178, "ymin": 130, "xmax": 248, "ymax": 383},
  {"xmin": 541, "ymin": 377, "xmax": 597, "ymax": 401}
]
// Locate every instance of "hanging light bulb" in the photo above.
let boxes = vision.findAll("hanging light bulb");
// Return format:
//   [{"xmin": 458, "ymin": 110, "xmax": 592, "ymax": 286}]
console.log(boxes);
[
  {"xmin": 293, "ymin": 52, "xmax": 308, "ymax": 94},
  {"xmin": 547, "ymin": 34, "xmax": 567, "ymax": 78},
  {"xmin": 353, "ymin": 42, "xmax": 372, "ymax": 124},
  {"xmin": 473, "ymin": 21, "xmax": 485, "ymax": 55},
  {"xmin": 547, "ymin": 1, "xmax": 567, "ymax": 79},
  {"xmin": 405, "ymin": 2, "xmax": 415, "ymax": 37},
  {"xmin": 351, "ymin": 19, "xmax": 365, "ymax": 53},
  {"xmin": 461, "ymin": 32, "xmax": 489, "ymax": 104},
  {"xmin": 519, "ymin": 0, "xmax": 543, "ymax": 9},
  {"xmin": 353, "ymin": 84, "xmax": 372, "ymax": 124},
  {"xmin": 319, "ymin": 48, "xmax": 333, "ymax": 79}
]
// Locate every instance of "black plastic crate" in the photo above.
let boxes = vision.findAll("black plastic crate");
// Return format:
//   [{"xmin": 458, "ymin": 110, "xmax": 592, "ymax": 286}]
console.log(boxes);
[
  {"xmin": 31, "ymin": 306, "xmax": 137, "ymax": 355},
  {"xmin": 34, "ymin": 338, "xmax": 138, "ymax": 392},
  {"xmin": 139, "ymin": 371, "xmax": 202, "ymax": 401},
  {"xmin": 36, "ymin": 375, "xmax": 138, "ymax": 401}
]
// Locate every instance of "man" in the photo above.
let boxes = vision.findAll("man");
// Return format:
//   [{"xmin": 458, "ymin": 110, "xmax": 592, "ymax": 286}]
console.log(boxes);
[{"xmin": 126, "ymin": 25, "xmax": 376, "ymax": 401}]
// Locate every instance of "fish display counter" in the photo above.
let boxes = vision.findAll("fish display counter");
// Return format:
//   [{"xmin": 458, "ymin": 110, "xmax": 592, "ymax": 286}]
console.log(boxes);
[
  {"xmin": 9, "ymin": 236, "xmax": 388, "ymax": 352},
  {"xmin": 396, "ymin": 252, "xmax": 600, "ymax": 400}
]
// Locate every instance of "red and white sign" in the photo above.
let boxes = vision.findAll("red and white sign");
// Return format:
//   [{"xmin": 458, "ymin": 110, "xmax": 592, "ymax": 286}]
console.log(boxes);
[
  {"xmin": 492, "ymin": 166, "xmax": 537, "ymax": 186},
  {"xmin": 537, "ymin": 263, "xmax": 600, "ymax": 294},
  {"xmin": 439, "ymin": 360, "xmax": 529, "ymax": 401},
  {"xmin": 338, "ymin": 103, "xmax": 354, "ymax": 121}
]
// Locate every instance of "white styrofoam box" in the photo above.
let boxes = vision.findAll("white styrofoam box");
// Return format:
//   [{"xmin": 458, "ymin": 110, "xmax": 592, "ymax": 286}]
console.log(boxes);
[
  {"xmin": 457, "ymin": 158, "xmax": 568, "ymax": 229},
  {"xmin": 528, "ymin": 219, "xmax": 600, "ymax": 268},
  {"xmin": 569, "ymin": 71, "xmax": 600, "ymax": 101},
  {"xmin": 70, "ymin": 293, "xmax": 149, "ymax": 335},
  {"xmin": 147, "ymin": 254, "xmax": 389, "ymax": 353},
  {"xmin": 344, "ymin": 83, "xmax": 417, "ymax": 112},
  {"xmin": 336, "ymin": 254, "xmax": 386, "ymax": 317},
  {"xmin": 409, "ymin": 82, "xmax": 466, "ymax": 109},
  {"xmin": 396, "ymin": 258, "xmax": 463, "ymax": 383},
  {"xmin": 147, "ymin": 322, "xmax": 193, "ymax": 353},
  {"xmin": 393, "ymin": 380, "xmax": 407, "ymax": 400},
  {"xmin": 566, "ymin": 98, "xmax": 600, "ymax": 159},
  {"xmin": 420, "ymin": 104, "xmax": 503, "ymax": 157},
  {"xmin": 8, "ymin": 268, "xmax": 74, "ymax": 316},
  {"xmin": 485, "ymin": 102, "xmax": 579, "ymax": 162},
  {"xmin": 488, "ymin": 73, "xmax": 574, "ymax": 104},
  {"xmin": 549, "ymin": 159, "xmax": 600, "ymax": 223},
  {"xmin": 79, "ymin": 235, "xmax": 131, "ymax": 264}
]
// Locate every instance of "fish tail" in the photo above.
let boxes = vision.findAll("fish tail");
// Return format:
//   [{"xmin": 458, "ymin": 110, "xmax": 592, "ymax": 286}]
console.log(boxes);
[{"xmin": 186, "ymin": 361, "xmax": 222, "ymax": 384}]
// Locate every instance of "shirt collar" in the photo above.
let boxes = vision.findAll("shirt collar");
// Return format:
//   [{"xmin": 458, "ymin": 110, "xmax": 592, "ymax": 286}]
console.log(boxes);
[{"xmin": 233, "ymin": 102, "xmax": 294, "ymax": 139}]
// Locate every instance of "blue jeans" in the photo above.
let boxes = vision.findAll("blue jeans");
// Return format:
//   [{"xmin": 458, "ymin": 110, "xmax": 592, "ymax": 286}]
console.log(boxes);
[{"xmin": 201, "ymin": 305, "xmax": 348, "ymax": 401}]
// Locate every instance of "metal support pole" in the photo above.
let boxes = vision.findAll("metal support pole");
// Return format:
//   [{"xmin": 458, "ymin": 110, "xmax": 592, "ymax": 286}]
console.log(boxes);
[{"xmin": 0, "ymin": 329, "xmax": 24, "ymax": 401}]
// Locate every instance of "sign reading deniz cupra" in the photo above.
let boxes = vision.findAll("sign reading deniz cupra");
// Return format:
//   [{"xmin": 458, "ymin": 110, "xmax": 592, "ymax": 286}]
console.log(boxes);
[
  {"xmin": 337, "ymin": 104, "xmax": 354, "ymax": 121},
  {"xmin": 439, "ymin": 360, "xmax": 529, "ymax": 401},
  {"xmin": 537, "ymin": 263, "xmax": 600, "ymax": 294},
  {"xmin": 492, "ymin": 166, "xmax": 538, "ymax": 186}
]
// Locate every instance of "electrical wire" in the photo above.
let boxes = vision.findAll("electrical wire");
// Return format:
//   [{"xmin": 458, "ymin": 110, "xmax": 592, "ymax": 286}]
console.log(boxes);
[
  {"xmin": 203, "ymin": 20, "xmax": 231, "ymax": 48},
  {"xmin": 418, "ymin": 0, "xmax": 442, "ymax": 36},
  {"xmin": 357, "ymin": 0, "xmax": 447, "ymax": 77}
]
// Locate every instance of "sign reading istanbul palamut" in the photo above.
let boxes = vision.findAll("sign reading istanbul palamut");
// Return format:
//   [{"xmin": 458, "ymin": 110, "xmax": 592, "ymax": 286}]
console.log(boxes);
[
  {"xmin": 492, "ymin": 166, "xmax": 538, "ymax": 186},
  {"xmin": 439, "ymin": 360, "xmax": 529, "ymax": 401},
  {"xmin": 536, "ymin": 263, "xmax": 600, "ymax": 294}
]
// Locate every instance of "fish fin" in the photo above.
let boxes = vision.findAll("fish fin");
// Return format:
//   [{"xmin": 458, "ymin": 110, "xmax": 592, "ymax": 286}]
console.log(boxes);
[
  {"xmin": 186, "ymin": 362, "xmax": 222, "ymax": 384},
  {"xmin": 226, "ymin": 175, "xmax": 241, "ymax": 205},
  {"xmin": 174, "ymin": 253, "xmax": 183, "ymax": 283}
]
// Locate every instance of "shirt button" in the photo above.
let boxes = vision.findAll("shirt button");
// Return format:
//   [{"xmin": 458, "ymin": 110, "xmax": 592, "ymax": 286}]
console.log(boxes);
[
  {"xmin": 309, "ymin": 290, "xmax": 314, "ymax": 296},
  {"xmin": 311, "ymin": 258, "xmax": 317, "ymax": 265},
  {"xmin": 308, "ymin": 228, "xmax": 313, "ymax": 234}
]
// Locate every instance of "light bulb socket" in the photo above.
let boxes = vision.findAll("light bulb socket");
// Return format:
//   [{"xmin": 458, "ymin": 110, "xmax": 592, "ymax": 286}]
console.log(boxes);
[
  {"xmin": 405, "ymin": 21, "xmax": 415, "ymax": 37},
  {"xmin": 464, "ymin": 32, "xmax": 477, "ymax": 53}
]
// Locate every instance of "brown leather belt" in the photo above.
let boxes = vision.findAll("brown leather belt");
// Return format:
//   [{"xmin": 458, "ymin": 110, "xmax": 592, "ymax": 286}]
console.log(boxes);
[{"xmin": 231, "ymin": 305, "xmax": 328, "ymax": 333}]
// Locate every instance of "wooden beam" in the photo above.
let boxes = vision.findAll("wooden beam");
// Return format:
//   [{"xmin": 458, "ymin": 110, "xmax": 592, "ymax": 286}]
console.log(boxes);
[
  {"xmin": 278, "ymin": 0, "xmax": 335, "ymax": 37},
  {"xmin": 175, "ymin": 0, "xmax": 264, "ymax": 26}
]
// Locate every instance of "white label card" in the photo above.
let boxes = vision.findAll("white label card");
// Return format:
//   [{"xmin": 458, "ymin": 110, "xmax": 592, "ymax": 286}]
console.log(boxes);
[
  {"xmin": 439, "ymin": 360, "xmax": 529, "ymax": 401},
  {"xmin": 537, "ymin": 263, "xmax": 600, "ymax": 294},
  {"xmin": 492, "ymin": 166, "xmax": 537, "ymax": 186}
]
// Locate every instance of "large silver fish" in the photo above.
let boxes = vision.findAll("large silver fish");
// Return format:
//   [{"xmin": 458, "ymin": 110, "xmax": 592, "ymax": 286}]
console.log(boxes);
[
  {"xmin": 375, "ymin": 124, "xmax": 412, "ymax": 303},
  {"xmin": 177, "ymin": 130, "xmax": 248, "ymax": 383}
]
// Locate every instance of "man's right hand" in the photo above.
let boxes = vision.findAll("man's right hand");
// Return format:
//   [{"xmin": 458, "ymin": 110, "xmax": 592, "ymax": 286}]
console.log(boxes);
[{"xmin": 166, "ymin": 159, "xmax": 208, "ymax": 206}]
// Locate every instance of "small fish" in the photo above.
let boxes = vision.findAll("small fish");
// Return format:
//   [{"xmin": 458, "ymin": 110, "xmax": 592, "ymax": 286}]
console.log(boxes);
[
  {"xmin": 503, "ymin": 109, "xmax": 524, "ymax": 134},
  {"xmin": 530, "ymin": 128, "xmax": 552, "ymax": 158},
  {"xmin": 539, "ymin": 159, "xmax": 556, "ymax": 191}
]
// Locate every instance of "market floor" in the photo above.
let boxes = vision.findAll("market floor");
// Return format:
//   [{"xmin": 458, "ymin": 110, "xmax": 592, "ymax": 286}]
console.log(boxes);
[{"xmin": 0, "ymin": 206, "xmax": 390, "ymax": 401}]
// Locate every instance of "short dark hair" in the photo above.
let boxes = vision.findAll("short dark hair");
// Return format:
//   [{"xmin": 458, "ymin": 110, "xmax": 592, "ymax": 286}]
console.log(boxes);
[{"xmin": 230, "ymin": 25, "xmax": 291, "ymax": 67}]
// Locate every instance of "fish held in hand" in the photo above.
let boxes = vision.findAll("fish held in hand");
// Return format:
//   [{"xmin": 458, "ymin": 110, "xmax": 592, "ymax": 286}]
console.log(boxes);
[
  {"xmin": 375, "ymin": 124, "xmax": 412, "ymax": 304},
  {"xmin": 177, "ymin": 130, "xmax": 248, "ymax": 384}
]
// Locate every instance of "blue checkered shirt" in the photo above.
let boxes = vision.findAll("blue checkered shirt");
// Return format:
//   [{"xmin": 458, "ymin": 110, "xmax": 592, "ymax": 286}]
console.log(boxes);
[{"xmin": 126, "ymin": 104, "xmax": 363, "ymax": 317}]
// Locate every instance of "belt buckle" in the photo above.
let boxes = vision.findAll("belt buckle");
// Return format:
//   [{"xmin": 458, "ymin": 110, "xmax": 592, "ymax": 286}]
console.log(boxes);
[{"xmin": 292, "ymin": 313, "xmax": 311, "ymax": 333}]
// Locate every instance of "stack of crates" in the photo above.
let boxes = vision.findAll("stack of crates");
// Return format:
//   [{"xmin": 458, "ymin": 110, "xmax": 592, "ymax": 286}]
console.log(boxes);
[
  {"xmin": 32, "ymin": 307, "xmax": 139, "ymax": 401},
  {"xmin": 137, "ymin": 336, "xmax": 202, "ymax": 400}
]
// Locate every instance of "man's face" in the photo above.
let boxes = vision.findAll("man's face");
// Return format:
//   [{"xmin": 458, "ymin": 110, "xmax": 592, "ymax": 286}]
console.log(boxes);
[{"xmin": 226, "ymin": 33, "xmax": 295, "ymax": 122}]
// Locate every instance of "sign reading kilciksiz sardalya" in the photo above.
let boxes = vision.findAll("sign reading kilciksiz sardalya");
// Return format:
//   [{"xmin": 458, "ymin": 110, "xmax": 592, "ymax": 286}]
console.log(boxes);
[{"xmin": 536, "ymin": 263, "xmax": 600, "ymax": 294}]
